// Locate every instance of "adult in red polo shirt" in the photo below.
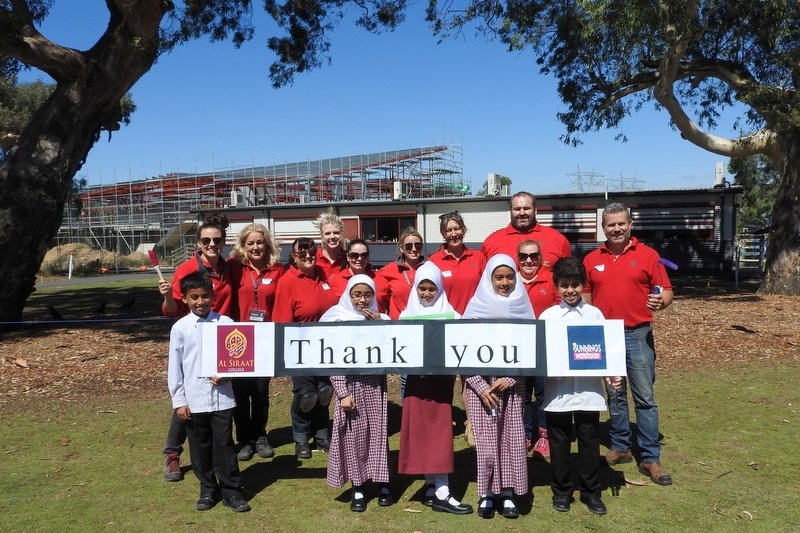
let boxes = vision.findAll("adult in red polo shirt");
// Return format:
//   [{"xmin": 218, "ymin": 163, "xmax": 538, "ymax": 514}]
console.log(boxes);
[
  {"xmin": 582, "ymin": 202, "xmax": 674, "ymax": 486},
  {"xmin": 375, "ymin": 228, "xmax": 425, "ymax": 320},
  {"xmin": 327, "ymin": 239, "xmax": 380, "ymax": 300},
  {"xmin": 480, "ymin": 191, "xmax": 572, "ymax": 269},
  {"xmin": 313, "ymin": 208, "xmax": 348, "ymax": 279},
  {"xmin": 428, "ymin": 211, "xmax": 486, "ymax": 315}
]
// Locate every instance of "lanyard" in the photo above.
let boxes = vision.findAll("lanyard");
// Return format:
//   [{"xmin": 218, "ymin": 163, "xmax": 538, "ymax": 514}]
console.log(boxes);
[{"xmin": 248, "ymin": 267, "xmax": 263, "ymax": 310}]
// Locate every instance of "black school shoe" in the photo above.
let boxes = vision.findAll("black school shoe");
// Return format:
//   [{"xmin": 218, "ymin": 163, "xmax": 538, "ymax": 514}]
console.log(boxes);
[
  {"xmin": 500, "ymin": 497, "xmax": 520, "ymax": 518},
  {"xmin": 223, "ymin": 495, "xmax": 251, "ymax": 513},
  {"xmin": 350, "ymin": 489, "xmax": 367, "ymax": 512},
  {"xmin": 295, "ymin": 442, "xmax": 312, "ymax": 459},
  {"xmin": 552, "ymin": 494, "xmax": 571, "ymax": 512},
  {"xmin": 580, "ymin": 495, "xmax": 607, "ymax": 515},
  {"xmin": 477, "ymin": 496, "xmax": 495, "ymax": 519},
  {"xmin": 432, "ymin": 494, "xmax": 473, "ymax": 515},
  {"xmin": 378, "ymin": 485, "xmax": 394, "ymax": 507},
  {"xmin": 195, "ymin": 493, "xmax": 220, "ymax": 511},
  {"xmin": 421, "ymin": 484, "xmax": 435, "ymax": 507}
]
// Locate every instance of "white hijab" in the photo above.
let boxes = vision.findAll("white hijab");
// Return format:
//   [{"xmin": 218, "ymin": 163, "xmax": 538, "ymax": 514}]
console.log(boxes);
[
  {"xmin": 462, "ymin": 254, "xmax": 535, "ymax": 319},
  {"xmin": 399, "ymin": 262, "xmax": 459, "ymax": 318},
  {"xmin": 320, "ymin": 274, "xmax": 383, "ymax": 322}
]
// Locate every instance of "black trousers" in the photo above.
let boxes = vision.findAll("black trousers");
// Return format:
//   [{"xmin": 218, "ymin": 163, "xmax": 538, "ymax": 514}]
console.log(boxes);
[
  {"xmin": 163, "ymin": 410, "xmax": 187, "ymax": 454},
  {"xmin": 547, "ymin": 410, "xmax": 601, "ymax": 498},
  {"xmin": 290, "ymin": 376, "xmax": 330, "ymax": 443},
  {"xmin": 185, "ymin": 407, "xmax": 243, "ymax": 499},
  {"xmin": 232, "ymin": 377, "xmax": 270, "ymax": 444}
]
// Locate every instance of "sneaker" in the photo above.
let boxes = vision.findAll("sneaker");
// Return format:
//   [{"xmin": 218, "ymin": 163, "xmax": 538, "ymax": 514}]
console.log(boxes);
[
  {"xmin": 163, "ymin": 453, "xmax": 183, "ymax": 482},
  {"xmin": 532, "ymin": 428, "xmax": 550, "ymax": 460},
  {"xmin": 237, "ymin": 443, "xmax": 255, "ymax": 462},
  {"xmin": 525, "ymin": 438, "xmax": 534, "ymax": 453},
  {"xmin": 295, "ymin": 442, "xmax": 312, "ymax": 459},
  {"xmin": 255, "ymin": 436, "xmax": 275, "ymax": 458}
]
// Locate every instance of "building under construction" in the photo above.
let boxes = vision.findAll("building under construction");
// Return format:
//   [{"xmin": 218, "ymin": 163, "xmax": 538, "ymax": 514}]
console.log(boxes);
[{"xmin": 58, "ymin": 145, "xmax": 467, "ymax": 264}]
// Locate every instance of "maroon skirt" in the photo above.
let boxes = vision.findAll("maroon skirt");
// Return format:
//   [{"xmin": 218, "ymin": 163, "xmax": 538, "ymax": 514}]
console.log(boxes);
[{"xmin": 398, "ymin": 375, "xmax": 456, "ymax": 474}]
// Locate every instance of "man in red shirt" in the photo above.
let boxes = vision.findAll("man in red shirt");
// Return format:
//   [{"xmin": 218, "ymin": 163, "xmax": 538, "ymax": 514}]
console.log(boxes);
[
  {"xmin": 481, "ymin": 191, "xmax": 572, "ymax": 269},
  {"xmin": 582, "ymin": 203, "xmax": 674, "ymax": 486}
]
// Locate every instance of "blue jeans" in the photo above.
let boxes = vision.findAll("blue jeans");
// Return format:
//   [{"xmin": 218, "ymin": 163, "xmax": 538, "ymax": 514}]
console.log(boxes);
[{"xmin": 607, "ymin": 325, "xmax": 661, "ymax": 462}]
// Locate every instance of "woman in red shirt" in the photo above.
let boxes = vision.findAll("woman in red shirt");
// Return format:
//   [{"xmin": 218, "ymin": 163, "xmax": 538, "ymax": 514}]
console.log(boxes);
[
  {"xmin": 228, "ymin": 224, "xmax": 286, "ymax": 462},
  {"xmin": 428, "ymin": 211, "xmax": 486, "ymax": 315},
  {"xmin": 375, "ymin": 228, "xmax": 425, "ymax": 320},
  {"xmin": 314, "ymin": 208, "xmax": 348, "ymax": 279},
  {"xmin": 328, "ymin": 239, "xmax": 379, "ymax": 299},
  {"xmin": 273, "ymin": 237, "xmax": 339, "ymax": 459}
]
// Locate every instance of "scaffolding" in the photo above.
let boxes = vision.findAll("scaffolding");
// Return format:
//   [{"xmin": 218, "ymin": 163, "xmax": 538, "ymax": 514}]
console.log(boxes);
[{"xmin": 57, "ymin": 145, "xmax": 467, "ymax": 264}]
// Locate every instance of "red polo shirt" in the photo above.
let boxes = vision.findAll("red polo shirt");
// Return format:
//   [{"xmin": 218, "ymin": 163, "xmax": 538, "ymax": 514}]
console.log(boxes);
[
  {"xmin": 375, "ymin": 259, "xmax": 423, "ymax": 320},
  {"xmin": 521, "ymin": 268, "xmax": 559, "ymax": 318},
  {"xmin": 481, "ymin": 222, "xmax": 571, "ymax": 269},
  {"xmin": 327, "ymin": 265, "xmax": 378, "ymax": 299},
  {"xmin": 315, "ymin": 248, "xmax": 347, "ymax": 280},
  {"xmin": 583, "ymin": 237, "xmax": 672, "ymax": 328},
  {"xmin": 272, "ymin": 265, "xmax": 339, "ymax": 323},
  {"xmin": 428, "ymin": 247, "xmax": 486, "ymax": 315},
  {"xmin": 163, "ymin": 253, "xmax": 235, "ymax": 319},
  {"xmin": 229, "ymin": 260, "xmax": 286, "ymax": 322}
]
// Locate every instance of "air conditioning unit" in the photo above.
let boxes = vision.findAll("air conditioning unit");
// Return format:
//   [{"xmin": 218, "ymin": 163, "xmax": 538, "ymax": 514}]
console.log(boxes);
[
  {"xmin": 298, "ymin": 194, "xmax": 307, "ymax": 204},
  {"xmin": 230, "ymin": 190, "xmax": 244, "ymax": 207},
  {"xmin": 486, "ymin": 173, "xmax": 500, "ymax": 197},
  {"xmin": 392, "ymin": 181, "xmax": 410, "ymax": 200}
]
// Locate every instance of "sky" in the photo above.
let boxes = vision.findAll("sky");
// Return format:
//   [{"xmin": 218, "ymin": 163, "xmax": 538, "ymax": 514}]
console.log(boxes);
[{"xmin": 18, "ymin": 2, "xmax": 742, "ymax": 194}]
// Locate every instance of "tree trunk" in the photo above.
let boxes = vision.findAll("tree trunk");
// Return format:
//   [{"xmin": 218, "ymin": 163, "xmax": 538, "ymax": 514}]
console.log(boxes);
[
  {"xmin": 0, "ymin": 7, "xmax": 167, "ymax": 322},
  {"xmin": 760, "ymin": 138, "xmax": 800, "ymax": 295}
]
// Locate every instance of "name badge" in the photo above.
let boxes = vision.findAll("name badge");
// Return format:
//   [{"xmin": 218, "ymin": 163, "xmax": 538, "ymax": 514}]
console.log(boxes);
[
  {"xmin": 322, "ymin": 282, "xmax": 330, "ymax": 290},
  {"xmin": 595, "ymin": 264, "xmax": 605, "ymax": 272},
  {"xmin": 442, "ymin": 270, "xmax": 453, "ymax": 278},
  {"xmin": 262, "ymin": 278, "xmax": 273, "ymax": 285},
  {"xmin": 249, "ymin": 309, "xmax": 266, "ymax": 322}
]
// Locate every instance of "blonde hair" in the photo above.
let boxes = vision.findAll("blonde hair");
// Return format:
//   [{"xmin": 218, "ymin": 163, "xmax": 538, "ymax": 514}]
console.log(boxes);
[
  {"xmin": 397, "ymin": 227, "xmax": 423, "ymax": 259},
  {"xmin": 230, "ymin": 223, "xmax": 280, "ymax": 266},
  {"xmin": 313, "ymin": 207, "xmax": 344, "ymax": 233}
]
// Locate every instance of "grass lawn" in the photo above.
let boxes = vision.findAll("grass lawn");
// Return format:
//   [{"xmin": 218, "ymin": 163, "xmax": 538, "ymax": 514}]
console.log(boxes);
[{"xmin": 1, "ymin": 275, "xmax": 799, "ymax": 531}]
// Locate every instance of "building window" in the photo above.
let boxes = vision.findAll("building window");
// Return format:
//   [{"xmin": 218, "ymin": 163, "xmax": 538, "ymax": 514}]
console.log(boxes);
[{"xmin": 361, "ymin": 216, "xmax": 417, "ymax": 242}]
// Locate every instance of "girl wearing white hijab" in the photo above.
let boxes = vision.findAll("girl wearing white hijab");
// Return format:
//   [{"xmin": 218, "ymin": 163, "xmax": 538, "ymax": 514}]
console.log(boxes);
[
  {"xmin": 462, "ymin": 254, "xmax": 534, "ymax": 519},
  {"xmin": 321, "ymin": 275, "xmax": 392, "ymax": 512},
  {"xmin": 398, "ymin": 263, "xmax": 473, "ymax": 515}
]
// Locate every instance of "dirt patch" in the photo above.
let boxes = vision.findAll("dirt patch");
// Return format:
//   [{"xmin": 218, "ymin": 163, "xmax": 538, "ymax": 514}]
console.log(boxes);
[{"xmin": 2, "ymin": 284, "xmax": 799, "ymax": 412}]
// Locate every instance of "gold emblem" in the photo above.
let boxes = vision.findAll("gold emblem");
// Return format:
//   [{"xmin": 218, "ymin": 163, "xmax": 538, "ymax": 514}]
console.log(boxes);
[{"xmin": 224, "ymin": 328, "xmax": 247, "ymax": 358}]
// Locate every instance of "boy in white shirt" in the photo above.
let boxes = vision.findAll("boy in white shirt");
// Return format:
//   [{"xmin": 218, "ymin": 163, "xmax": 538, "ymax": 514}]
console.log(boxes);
[
  {"xmin": 539, "ymin": 257, "xmax": 621, "ymax": 516},
  {"xmin": 168, "ymin": 272, "xmax": 250, "ymax": 512}
]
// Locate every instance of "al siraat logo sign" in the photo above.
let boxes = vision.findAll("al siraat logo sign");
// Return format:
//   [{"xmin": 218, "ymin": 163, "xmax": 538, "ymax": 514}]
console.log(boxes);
[
  {"xmin": 216, "ymin": 325, "xmax": 255, "ymax": 373},
  {"xmin": 567, "ymin": 325, "xmax": 607, "ymax": 370}
]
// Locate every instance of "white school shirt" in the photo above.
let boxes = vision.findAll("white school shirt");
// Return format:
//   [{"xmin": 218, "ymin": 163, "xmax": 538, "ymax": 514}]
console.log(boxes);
[
  {"xmin": 539, "ymin": 301, "xmax": 608, "ymax": 413},
  {"xmin": 168, "ymin": 310, "xmax": 236, "ymax": 413}
]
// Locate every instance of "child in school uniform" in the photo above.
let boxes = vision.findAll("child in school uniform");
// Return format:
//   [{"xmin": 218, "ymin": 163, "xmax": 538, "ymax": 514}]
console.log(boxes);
[
  {"xmin": 539, "ymin": 257, "xmax": 622, "ymax": 516},
  {"xmin": 167, "ymin": 271, "xmax": 250, "ymax": 513}
]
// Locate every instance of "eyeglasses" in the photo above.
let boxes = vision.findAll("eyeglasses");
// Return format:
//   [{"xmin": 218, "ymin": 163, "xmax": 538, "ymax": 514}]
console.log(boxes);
[
  {"xmin": 404, "ymin": 242, "xmax": 423, "ymax": 252},
  {"xmin": 200, "ymin": 237, "xmax": 224, "ymax": 246},
  {"xmin": 350, "ymin": 291, "xmax": 374, "ymax": 300},
  {"xmin": 293, "ymin": 250, "xmax": 315, "ymax": 259},
  {"xmin": 347, "ymin": 252, "xmax": 369, "ymax": 261},
  {"xmin": 438, "ymin": 210, "xmax": 460, "ymax": 220},
  {"xmin": 517, "ymin": 252, "xmax": 541, "ymax": 262}
]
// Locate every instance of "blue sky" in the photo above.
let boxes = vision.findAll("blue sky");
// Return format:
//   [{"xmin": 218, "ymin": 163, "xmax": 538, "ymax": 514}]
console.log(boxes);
[{"xmin": 20, "ymin": 3, "xmax": 741, "ymax": 193}]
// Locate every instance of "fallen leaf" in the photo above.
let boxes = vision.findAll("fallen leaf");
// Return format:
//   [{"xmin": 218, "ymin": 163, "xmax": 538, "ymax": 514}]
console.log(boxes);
[
  {"xmin": 14, "ymin": 358, "xmax": 29, "ymax": 368},
  {"xmin": 60, "ymin": 438, "xmax": 71, "ymax": 446},
  {"xmin": 747, "ymin": 461, "xmax": 759, "ymax": 470},
  {"xmin": 739, "ymin": 510, "xmax": 753, "ymax": 520}
]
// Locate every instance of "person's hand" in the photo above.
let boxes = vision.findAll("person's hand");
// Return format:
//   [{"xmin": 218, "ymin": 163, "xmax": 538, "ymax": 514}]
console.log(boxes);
[
  {"xmin": 176, "ymin": 405, "xmax": 191, "ymax": 421},
  {"xmin": 210, "ymin": 374, "xmax": 228, "ymax": 386},
  {"xmin": 605, "ymin": 376, "xmax": 623, "ymax": 390},
  {"xmin": 361, "ymin": 309, "xmax": 381, "ymax": 321},
  {"xmin": 489, "ymin": 378, "xmax": 510, "ymax": 394},
  {"xmin": 158, "ymin": 279, "xmax": 171, "ymax": 296},
  {"xmin": 479, "ymin": 389, "xmax": 499, "ymax": 410},
  {"xmin": 340, "ymin": 395, "xmax": 355, "ymax": 411},
  {"xmin": 647, "ymin": 292, "xmax": 664, "ymax": 310}
]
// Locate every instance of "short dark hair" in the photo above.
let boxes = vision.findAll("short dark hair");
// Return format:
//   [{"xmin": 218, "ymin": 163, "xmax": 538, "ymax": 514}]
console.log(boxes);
[
  {"xmin": 180, "ymin": 271, "xmax": 213, "ymax": 295},
  {"xmin": 347, "ymin": 238, "xmax": 369, "ymax": 252},
  {"xmin": 551, "ymin": 256, "xmax": 586, "ymax": 286}
]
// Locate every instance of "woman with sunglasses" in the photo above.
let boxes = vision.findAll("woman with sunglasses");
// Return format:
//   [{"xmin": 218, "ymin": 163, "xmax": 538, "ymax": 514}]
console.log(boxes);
[
  {"xmin": 159, "ymin": 213, "xmax": 235, "ymax": 320},
  {"xmin": 273, "ymin": 237, "xmax": 340, "ymax": 459},
  {"xmin": 328, "ymin": 239, "xmax": 378, "ymax": 299},
  {"xmin": 516, "ymin": 239, "xmax": 559, "ymax": 460},
  {"xmin": 157, "ymin": 213, "xmax": 236, "ymax": 482},
  {"xmin": 227, "ymin": 224, "xmax": 286, "ymax": 462},
  {"xmin": 313, "ymin": 208, "xmax": 348, "ymax": 279},
  {"xmin": 376, "ymin": 228, "xmax": 426, "ymax": 319},
  {"xmin": 429, "ymin": 211, "xmax": 486, "ymax": 315}
]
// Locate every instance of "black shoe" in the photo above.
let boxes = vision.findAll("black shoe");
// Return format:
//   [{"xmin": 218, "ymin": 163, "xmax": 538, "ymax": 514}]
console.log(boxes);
[
  {"xmin": 350, "ymin": 491, "xmax": 367, "ymax": 512},
  {"xmin": 298, "ymin": 391, "xmax": 318, "ymax": 413},
  {"xmin": 552, "ymin": 494, "xmax": 571, "ymax": 512},
  {"xmin": 378, "ymin": 486, "xmax": 394, "ymax": 507},
  {"xmin": 477, "ymin": 496, "xmax": 495, "ymax": 519},
  {"xmin": 432, "ymin": 494, "xmax": 474, "ymax": 515},
  {"xmin": 255, "ymin": 436, "xmax": 274, "ymax": 459},
  {"xmin": 421, "ymin": 484, "xmax": 435, "ymax": 507},
  {"xmin": 295, "ymin": 442, "xmax": 312, "ymax": 459},
  {"xmin": 195, "ymin": 494, "xmax": 219, "ymax": 511},
  {"xmin": 222, "ymin": 496, "xmax": 251, "ymax": 513},
  {"xmin": 500, "ymin": 498, "xmax": 520, "ymax": 518},
  {"xmin": 580, "ymin": 495, "xmax": 607, "ymax": 515},
  {"xmin": 317, "ymin": 385, "xmax": 334, "ymax": 407},
  {"xmin": 315, "ymin": 438, "xmax": 331, "ymax": 452}
]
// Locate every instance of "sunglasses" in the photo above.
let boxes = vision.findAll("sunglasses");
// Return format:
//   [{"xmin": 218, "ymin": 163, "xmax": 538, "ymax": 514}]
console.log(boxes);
[
  {"xmin": 200, "ymin": 237, "xmax": 224, "ymax": 246},
  {"xmin": 517, "ymin": 252, "xmax": 541, "ymax": 262},
  {"xmin": 347, "ymin": 252, "xmax": 369, "ymax": 261},
  {"xmin": 438, "ymin": 210, "xmax": 460, "ymax": 220},
  {"xmin": 404, "ymin": 242, "xmax": 423, "ymax": 252},
  {"xmin": 293, "ymin": 250, "xmax": 315, "ymax": 259}
]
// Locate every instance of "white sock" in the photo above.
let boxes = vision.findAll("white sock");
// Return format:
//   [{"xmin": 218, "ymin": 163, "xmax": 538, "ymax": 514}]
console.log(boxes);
[
  {"xmin": 352, "ymin": 490, "xmax": 364, "ymax": 500},
  {"xmin": 479, "ymin": 495, "xmax": 493, "ymax": 508},
  {"xmin": 503, "ymin": 498, "xmax": 516, "ymax": 509}
]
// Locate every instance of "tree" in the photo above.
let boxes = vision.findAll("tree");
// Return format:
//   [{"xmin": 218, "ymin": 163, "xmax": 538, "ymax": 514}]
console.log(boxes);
[
  {"xmin": 426, "ymin": 1, "xmax": 800, "ymax": 294},
  {"xmin": 729, "ymin": 155, "xmax": 778, "ymax": 233},
  {"xmin": 0, "ymin": 0, "xmax": 404, "ymax": 321}
]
